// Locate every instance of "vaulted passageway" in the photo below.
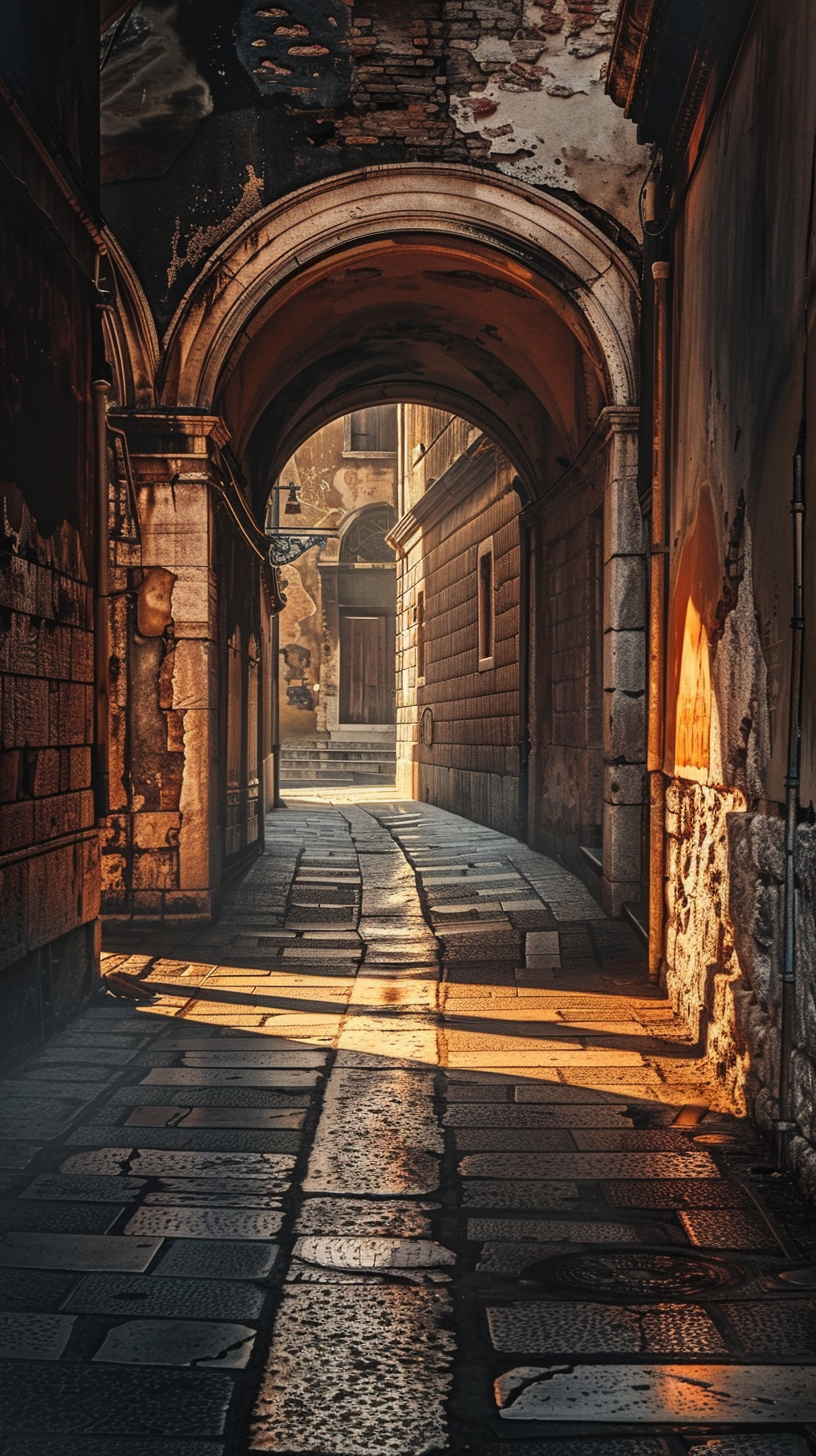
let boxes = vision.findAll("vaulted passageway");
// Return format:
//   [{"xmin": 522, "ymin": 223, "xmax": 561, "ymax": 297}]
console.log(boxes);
[{"xmin": 99, "ymin": 167, "xmax": 646, "ymax": 930}]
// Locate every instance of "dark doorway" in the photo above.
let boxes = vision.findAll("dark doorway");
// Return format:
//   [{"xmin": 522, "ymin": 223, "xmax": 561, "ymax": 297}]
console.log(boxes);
[{"xmin": 339, "ymin": 612, "xmax": 396, "ymax": 724}]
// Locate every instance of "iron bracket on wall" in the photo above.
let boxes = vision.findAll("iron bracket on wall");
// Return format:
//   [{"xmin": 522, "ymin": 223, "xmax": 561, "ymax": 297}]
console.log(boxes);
[{"xmin": 267, "ymin": 534, "xmax": 328, "ymax": 566}]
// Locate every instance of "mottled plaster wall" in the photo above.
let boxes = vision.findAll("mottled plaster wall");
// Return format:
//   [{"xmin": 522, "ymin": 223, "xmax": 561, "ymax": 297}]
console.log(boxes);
[
  {"xmin": 273, "ymin": 414, "xmax": 397, "ymax": 742},
  {"xmin": 660, "ymin": 0, "xmax": 816, "ymax": 1187}
]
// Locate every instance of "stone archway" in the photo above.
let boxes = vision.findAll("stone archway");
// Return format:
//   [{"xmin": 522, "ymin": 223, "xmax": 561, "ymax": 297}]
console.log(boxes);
[{"xmin": 107, "ymin": 163, "xmax": 643, "ymax": 920}]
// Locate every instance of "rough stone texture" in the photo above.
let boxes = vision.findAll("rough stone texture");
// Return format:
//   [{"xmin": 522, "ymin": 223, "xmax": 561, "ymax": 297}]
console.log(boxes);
[
  {"xmin": 487, "ymin": 1300, "xmax": 726, "ymax": 1354},
  {"xmin": 64, "ymin": 1271, "xmax": 265, "ymax": 1321},
  {"xmin": 250, "ymin": 1284, "xmax": 454, "ymax": 1454},
  {"xmin": 495, "ymin": 1363, "xmax": 816, "ymax": 1422},
  {"xmin": 0, "ymin": 1363, "xmax": 234, "ymax": 1436},
  {"xmin": 304, "ymin": 1069, "xmax": 441, "ymax": 1194}
]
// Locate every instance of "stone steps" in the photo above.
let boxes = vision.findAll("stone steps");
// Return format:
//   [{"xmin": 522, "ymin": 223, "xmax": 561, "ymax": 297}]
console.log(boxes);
[{"xmin": 280, "ymin": 738, "xmax": 396, "ymax": 787}]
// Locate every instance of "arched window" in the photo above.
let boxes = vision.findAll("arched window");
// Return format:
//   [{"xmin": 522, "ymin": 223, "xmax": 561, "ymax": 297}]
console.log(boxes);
[{"xmin": 339, "ymin": 504, "xmax": 396, "ymax": 564}]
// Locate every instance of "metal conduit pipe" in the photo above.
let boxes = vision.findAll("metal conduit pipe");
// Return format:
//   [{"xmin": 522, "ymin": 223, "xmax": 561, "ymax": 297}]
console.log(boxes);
[
  {"xmin": 648, "ymin": 260, "xmax": 671, "ymax": 984},
  {"xmin": 91, "ymin": 363, "xmax": 112, "ymax": 824},
  {"xmin": 777, "ymin": 424, "xmax": 806, "ymax": 1169}
]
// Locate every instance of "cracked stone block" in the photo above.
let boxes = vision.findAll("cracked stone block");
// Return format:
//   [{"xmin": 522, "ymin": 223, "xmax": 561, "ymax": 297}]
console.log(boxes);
[
  {"xmin": 64, "ymin": 1270, "xmax": 265, "ymax": 1320},
  {"xmin": 680, "ymin": 1209, "xmax": 783, "ymax": 1251},
  {"xmin": 155, "ymin": 1240, "xmax": 278, "ymax": 1281},
  {"xmin": 0, "ymin": 1233, "xmax": 162, "ymax": 1272},
  {"xmin": 93, "ymin": 1318, "xmax": 256, "ymax": 1368},
  {"xmin": 125, "ymin": 1106, "xmax": 305, "ymax": 1129},
  {"xmin": 720, "ymin": 1300, "xmax": 816, "ymax": 1355},
  {"xmin": 296, "ymin": 1198, "xmax": 435, "ymax": 1238},
  {"xmin": 487, "ymin": 1300, "xmax": 726, "ymax": 1354},
  {"xmin": 494, "ymin": 1363, "xmax": 816, "ymax": 1422},
  {"xmin": 124, "ymin": 1207, "xmax": 284, "ymax": 1240},
  {"xmin": 143, "ymin": 1178, "xmax": 285, "ymax": 1209},
  {"xmin": 139, "ymin": 1068, "xmax": 320, "ymax": 1088},
  {"xmin": 0, "ymin": 1362, "xmax": 234, "ymax": 1435},
  {"xmin": 292, "ymin": 1236, "xmax": 455, "ymax": 1271},
  {"xmin": 20, "ymin": 1175, "xmax": 147, "ymax": 1203},
  {"xmin": 61, "ymin": 1149, "xmax": 295, "ymax": 1181},
  {"xmin": 0, "ymin": 1311, "xmax": 75, "ymax": 1360},
  {"xmin": 250, "ymin": 1282, "xmax": 453, "ymax": 1454},
  {"xmin": 468, "ymin": 1217, "xmax": 642, "ymax": 1243},
  {"xmin": 460, "ymin": 1151, "xmax": 720, "ymax": 1180}
]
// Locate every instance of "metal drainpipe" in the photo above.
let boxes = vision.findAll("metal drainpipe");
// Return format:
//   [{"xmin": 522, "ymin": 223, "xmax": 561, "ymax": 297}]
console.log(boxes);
[
  {"xmin": 518, "ymin": 510, "xmax": 531, "ymax": 844},
  {"xmin": 777, "ymin": 424, "xmax": 806, "ymax": 1168},
  {"xmin": 91, "ymin": 362, "xmax": 112, "ymax": 824},
  {"xmin": 648, "ymin": 260, "xmax": 671, "ymax": 984}
]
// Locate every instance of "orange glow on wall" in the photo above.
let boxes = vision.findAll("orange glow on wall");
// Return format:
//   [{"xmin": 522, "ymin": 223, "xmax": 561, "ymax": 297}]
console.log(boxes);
[{"xmin": 674, "ymin": 594, "xmax": 711, "ymax": 781}]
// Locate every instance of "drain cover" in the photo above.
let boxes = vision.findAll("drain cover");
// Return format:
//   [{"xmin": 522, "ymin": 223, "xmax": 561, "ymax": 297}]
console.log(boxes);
[{"xmin": 523, "ymin": 1248, "xmax": 744, "ymax": 1299}]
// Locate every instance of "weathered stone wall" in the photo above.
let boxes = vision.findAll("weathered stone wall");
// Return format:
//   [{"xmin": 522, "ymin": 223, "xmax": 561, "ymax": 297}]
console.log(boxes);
[
  {"xmin": 101, "ymin": 415, "xmax": 263, "ymax": 920},
  {"xmin": 395, "ymin": 432, "xmax": 521, "ymax": 837},
  {"xmin": 0, "ymin": 1, "xmax": 102, "ymax": 1061},
  {"xmin": 528, "ymin": 504, "xmax": 603, "ymax": 869},
  {"xmin": 100, "ymin": 0, "xmax": 646, "ymax": 329},
  {"xmin": 654, "ymin": 0, "xmax": 816, "ymax": 1183}
]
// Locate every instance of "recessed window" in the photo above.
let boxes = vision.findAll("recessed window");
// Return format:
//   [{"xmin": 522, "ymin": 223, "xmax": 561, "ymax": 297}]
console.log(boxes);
[
  {"xmin": 344, "ymin": 406, "xmax": 397, "ymax": 454},
  {"xmin": 416, "ymin": 587, "xmax": 426, "ymax": 683},
  {"xmin": 477, "ymin": 537, "xmax": 494, "ymax": 669}
]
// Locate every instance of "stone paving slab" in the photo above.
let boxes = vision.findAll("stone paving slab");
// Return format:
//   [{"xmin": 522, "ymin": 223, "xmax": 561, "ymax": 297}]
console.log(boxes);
[
  {"xmin": 460, "ymin": 1151, "xmax": 720, "ymax": 1179},
  {"xmin": 0, "ymin": 1233, "xmax": 162, "ymax": 1272},
  {"xmin": 0, "ymin": 1269, "xmax": 76, "ymax": 1311},
  {"xmin": 155, "ymin": 1239, "xmax": 279, "ymax": 1281},
  {"xmin": 249, "ymin": 1283, "xmax": 454, "ymax": 1454},
  {"xmin": 0, "ymin": 1199, "xmax": 125, "ymax": 1234},
  {"xmin": 0, "ymin": 1311, "xmax": 75, "ymax": 1360},
  {"xmin": 125, "ymin": 1206, "xmax": 283, "ymax": 1240},
  {"xmin": 0, "ymin": 1361, "xmax": 235, "ymax": 1435},
  {"xmin": 468, "ymin": 1217, "xmax": 644, "ymax": 1243},
  {"xmin": 487, "ymin": 1300, "xmax": 726, "ymax": 1354},
  {"xmin": 139, "ymin": 1068, "xmax": 321, "ymax": 1088},
  {"xmin": 0, "ymin": 1441, "xmax": 224, "ymax": 1456},
  {"xmin": 61, "ymin": 1149, "xmax": 296, "ymax": 1180},
  {"xmin": 494, "ymin": 1362, "xmax": 816, "ymax": 1422},
  {"xmin": 64, "ymin": 1270, "xmax": 266, "ymax": 1319},
  {"xmin": 94, "ymin": 1318, "xmax": 256, "ymax": 1368},
  {"xmin": 65, "ymin": 1126, "xmax": 302, "ymax": 1153}
]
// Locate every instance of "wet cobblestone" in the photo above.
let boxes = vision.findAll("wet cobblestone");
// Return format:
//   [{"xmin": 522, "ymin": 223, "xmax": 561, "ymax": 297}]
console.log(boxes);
[{"xmin": 0, "ymin": 797, "xmax": 814, "ymax": 1451}]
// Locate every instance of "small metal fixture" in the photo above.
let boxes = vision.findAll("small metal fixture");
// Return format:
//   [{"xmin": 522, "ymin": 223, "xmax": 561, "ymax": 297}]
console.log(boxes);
[{"xmin": 284, "ymin": 481, "xmax": 301, "ymax": 515}]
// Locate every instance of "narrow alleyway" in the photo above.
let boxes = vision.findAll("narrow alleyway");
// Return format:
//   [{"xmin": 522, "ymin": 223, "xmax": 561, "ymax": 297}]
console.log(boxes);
[{"xmin": 1, "ymin": 796, "xmax": 815, "ymax": 1454}]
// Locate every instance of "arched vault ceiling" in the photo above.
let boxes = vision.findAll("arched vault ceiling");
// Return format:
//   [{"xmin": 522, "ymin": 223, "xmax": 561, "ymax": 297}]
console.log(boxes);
[{"xmin": 220, "ymin": 236, "xmax": 606, "ymax": 503}]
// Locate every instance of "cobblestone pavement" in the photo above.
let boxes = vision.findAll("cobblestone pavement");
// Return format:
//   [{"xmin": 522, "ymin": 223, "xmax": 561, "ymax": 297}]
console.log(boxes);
[{"xmin": 1, "ymin": 794, "xmax": 816, "ymax": 1456}]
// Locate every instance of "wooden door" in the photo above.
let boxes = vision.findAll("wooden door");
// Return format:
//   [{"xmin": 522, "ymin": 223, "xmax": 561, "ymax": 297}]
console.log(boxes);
[{"xmin": 339, "ymin": 613, "xmax": 395, "ymax": 724}]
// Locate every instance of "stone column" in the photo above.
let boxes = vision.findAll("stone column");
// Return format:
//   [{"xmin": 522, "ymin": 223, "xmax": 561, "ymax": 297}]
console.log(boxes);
[
  {"xmin": 601, "ymin": 407, "xmax": 645, "ymax": 915},
  {"xmin": 104, "ymin": 411, "xmax": 226, "ymax": 923}
]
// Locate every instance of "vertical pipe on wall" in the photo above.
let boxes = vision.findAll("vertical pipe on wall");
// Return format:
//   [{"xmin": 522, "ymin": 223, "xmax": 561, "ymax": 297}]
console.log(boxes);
[
  {"xmin": 777, "ymin": 425, "xmax": 806, "ymax": 1167},
  {"xmin": 648, "ymin": 260, "xmax": 671, "ymax": 983},
  {"xmin": 91, "ymin": 364, "xmax": 112, "ymax": 825},
  {"xmin": 517, "ymin": 510, "xmax": 531, "ymax": 844}
]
